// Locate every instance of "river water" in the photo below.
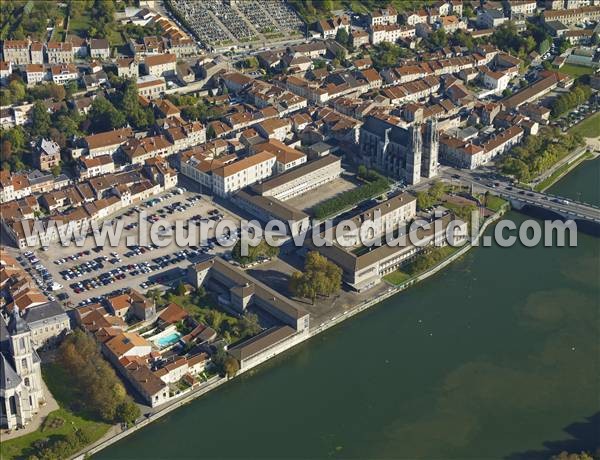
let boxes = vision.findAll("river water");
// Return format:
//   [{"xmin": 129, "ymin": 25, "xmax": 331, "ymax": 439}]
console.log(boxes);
[{"xmin": 97, "ymin": 159, "xmax": 600, "ymax": 459}]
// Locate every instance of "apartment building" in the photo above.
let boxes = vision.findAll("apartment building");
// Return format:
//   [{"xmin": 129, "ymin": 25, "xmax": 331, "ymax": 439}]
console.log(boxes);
[
  {"xmin": 211, "ymin": 151, "xmax": 276, "ymax": 197},
  {"xmin": 316, "ymin": 15, "xmax": 350, "ymax": 40},
  {"xmin": 542, "ymin": 6, "xmax": 600, "ymax": 24},
  {"xmin": 136, "ymin": 75, "xmax": 166, "ymax": 99},
  {"xmin": 440, "ymin": 125, "xmax": 524, "ymax": 169},
  {"xmin": 84, "ymin": 127, "xmax": 133, "ymax": 157},
  {"xmin": 505, "ymin": 0, "xmax": 537, "ymax": 17},
  {"xmin": 255, "ymin": 118, "xmax": 293, "ymax": 142},
  {"xmin": 121, "ymin": 135, "xmax": 174, "ymax": 165},
  {"xmin": 77, "ymin": 155, "xmax": 115, "ymax": 180},
  {"xmin": 252, "ymin": 139, "xmax": 307, "ymax": 174},
  {"xmin": 234, "ymin": 190, "xmax": 310, "ymax": 237},
  {"xmin": 33, "ymin": 138, "xmax": 61, "ymax": 172},
  {"xmin": 370, "ymin": 24, "xmax": 407, "ymax": 45},
  {"xmin": 310, "ymin": 214, "xmax": 466, "ymax": 291},
  {"xmin": 143, "ymin": 53, "xmax": 177, "ymax": 77},
  {"xmin": 368, "ymin": 6, "xmax": 398, "ymax": 27},
  {"xmin": 339, "ymin": 192, "xmax": 417, "ymax": 247},
  {"xmin": 351, "ymin": 30, "xmax": 370, "ymax": 48},
  {"xmin": 46, "ymin": 41, "xmax": 74, "ymax": 64},
  {"xmin": 2, "ymin": 40, "xmax": 30, "ymax": 65}
]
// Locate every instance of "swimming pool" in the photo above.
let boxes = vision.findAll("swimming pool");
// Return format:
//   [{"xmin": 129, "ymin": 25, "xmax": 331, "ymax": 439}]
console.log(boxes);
[{"xmin": 154, "ymin": 331, "xmax": 182, "ymax": 348}]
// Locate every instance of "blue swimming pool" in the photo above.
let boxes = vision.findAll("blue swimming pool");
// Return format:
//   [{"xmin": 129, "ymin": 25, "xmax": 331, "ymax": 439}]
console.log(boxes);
[{"xmin": 155, "ymin": 331, "xmax": 182, "ymax": 348}]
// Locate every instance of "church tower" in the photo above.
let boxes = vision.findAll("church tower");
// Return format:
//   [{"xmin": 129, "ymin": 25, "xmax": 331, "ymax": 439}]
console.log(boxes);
[
  {"xmin": 422, "ymin": 118, "xmax": 439, "ymax": 178},
  {"xmin": 7, "ymin": 310, "xmax": 42, "ymax": 420}
]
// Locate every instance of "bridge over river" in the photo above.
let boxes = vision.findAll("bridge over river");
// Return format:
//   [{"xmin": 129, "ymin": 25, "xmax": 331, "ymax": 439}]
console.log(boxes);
[{"xmin": 440, "ymin": 168, "xmax": 600, "ymax": 232}]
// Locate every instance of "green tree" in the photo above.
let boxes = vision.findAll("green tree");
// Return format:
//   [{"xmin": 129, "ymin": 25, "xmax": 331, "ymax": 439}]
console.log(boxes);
[
  {"xmin": 538, "ymin": 37, "xmax": 551, "ymax": 55},
  {"xmin": 8, "ymin": 79, "xmax": 25, "ymax": 102},
  {"xmin": 239, "ymin": 312, "xmax": 262, "ymax": 338},
  {"xmin": 429, "ymin": 180, "xmax": 447, "ymax": 201},
  {"xmin": 46, "ymin": 83, "xmax": 66, "ymax": 101},
  {"xmin": 211, "ymin": 345, "xmax": 239, "ymax": 377},
  {"xmin": 30, "ymin": 101, "xmax": 51, "ymax": 137},
  {"xmin": 416, "ymin": 191, "xmax": 434, "ymax": 210},
  {"xmin": 112, "ymin": 78, "xmax": 154, "ymax": 129},
  {"xmin": 51, "ymin": 164, "xmax": 61, "ymax": 177},
  {"xmin": 88, "ymin": 96, "xmax": 126, "ymax": 132},
  {"xmin": 223, "ymin": 356, "xmax": 239, "ymax": 378},
  {"xmin": 206, "ymin": 124, "xmax": 216, "ymax": 140},
  {"xmin": 1, "ymin": 140, "xmax": 12, "ymax": 164},
  {"xmin": 232, "ymin": 239, "xmax": 279, "ymax": 265},
  {"xmin": 58, "ymin": 330, "xmax": 138, "ymax": 424},
  {"xmin": 429, "ymin": 29, "xmax": 448, "ymax": 49},
  {"xmin": 290, "ymin": 251, "xmax": 341, "ymax": 302},
  {"xmin": 335, "ymin": 27, "xmax": 349, "ymax": 46},
  {"xmin": 0, "ymin": 89, "xmax": 12, "ymax": 106},
  {"xmin": 175, "ymin": 281, "xmax": 186, "ymax": 296},
  {"xmin": 115, "ymin": 400, "xmax": 140, "ymax": 427}
]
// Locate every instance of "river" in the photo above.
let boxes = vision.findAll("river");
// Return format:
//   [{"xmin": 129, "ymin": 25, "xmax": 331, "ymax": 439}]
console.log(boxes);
[{"xmin": 97, "ymin": 158, "xmax": 600, "ymax": 459}]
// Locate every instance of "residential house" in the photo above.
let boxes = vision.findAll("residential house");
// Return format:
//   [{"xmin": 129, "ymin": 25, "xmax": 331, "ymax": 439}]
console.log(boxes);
[
  {"xmin": 33, "ymin": 139, "xmax": 61, "ymax": 172},
  {"xmin": 89, "ymin": 38, "xmax": 110, "ymax": 59},
  {"xmin": 50, "ymin": 64, "xmax": 78, "ymax": 85}
]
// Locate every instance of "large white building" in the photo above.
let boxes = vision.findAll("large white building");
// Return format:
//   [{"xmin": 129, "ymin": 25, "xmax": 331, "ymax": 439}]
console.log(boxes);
[{"xmin": 212, "ymin": 151, "xmax": 276, "ymax": 197}]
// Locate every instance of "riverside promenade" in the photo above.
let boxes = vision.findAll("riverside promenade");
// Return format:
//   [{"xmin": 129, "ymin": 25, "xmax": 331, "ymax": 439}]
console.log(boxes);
[{"xmin": 72, "ymin": 208, "xmax": 507, "ymax": 459}]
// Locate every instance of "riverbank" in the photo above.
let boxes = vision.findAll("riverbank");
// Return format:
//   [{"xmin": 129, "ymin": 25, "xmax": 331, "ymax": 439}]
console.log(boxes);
[
  {"xmin": 70, "ymin": 205, "xmax": 508, "ymax": 460},
  {"xmin": 89, "ymin": 157, "xmax": 600, "ymax": 459},
  {"xmin": 535, "ymin": 150, "xmax": 597, "ymax": 192}
]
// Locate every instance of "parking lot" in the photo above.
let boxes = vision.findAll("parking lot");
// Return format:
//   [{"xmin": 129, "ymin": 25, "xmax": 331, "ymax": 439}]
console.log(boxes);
[
  {"xmin": 551, "ymin": 99, "xmax": 600, "ymax": 132},
  {"xmin": 36, "ymin": 190, "xmax": 243, "ymax": 307}
]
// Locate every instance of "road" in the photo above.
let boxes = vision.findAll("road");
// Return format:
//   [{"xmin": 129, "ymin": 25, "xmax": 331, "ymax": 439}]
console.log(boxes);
[{"xmin": 439, "ymin": 167, "xmax": 600, "ymax": 223}]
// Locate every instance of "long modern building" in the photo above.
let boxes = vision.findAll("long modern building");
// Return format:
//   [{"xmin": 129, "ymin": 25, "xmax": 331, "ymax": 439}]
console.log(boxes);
[
  {"xmin": 250, "ymin": 154, "xmax": 342, "ymax": 201},
  {"xmin": 308, "ymin": 212, "xmax": 465, "ymax": 291},
  {"xmin": 187, "ymin": 257, "xmax": 310, "ymax": 370},
  {"xmin": 359, "ymin": 114, "xmax": 439, "ymax": 185}
]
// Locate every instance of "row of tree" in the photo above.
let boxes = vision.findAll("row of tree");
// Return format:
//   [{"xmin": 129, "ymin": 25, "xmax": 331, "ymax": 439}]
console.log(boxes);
[
  {"xmin": 551, "ymin": 84, "xmax": 592, "ymax": 118},
  {"xmin": 405, "ymin": 245, "xmax": 451, "ymax": 275},
  {"xmin": 290, "ymin": 251, "xmax": 342, "ymax": 304},
  {"xmin": 499, "ymin": 128, "xmax": 583, "ymax": 183},
  {"xmin": 313, "ymin": 176, "xmax": 390, "ymax": 219},
  {"xmin": 58, "ymin": 330, "xmax": 140, "ymax": 426}
]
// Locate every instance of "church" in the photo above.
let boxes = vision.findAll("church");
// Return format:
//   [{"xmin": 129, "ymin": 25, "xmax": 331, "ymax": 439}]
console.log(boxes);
[{"xmin": 0, "ymin": 310, "xmax": 44, "ymax": 430}]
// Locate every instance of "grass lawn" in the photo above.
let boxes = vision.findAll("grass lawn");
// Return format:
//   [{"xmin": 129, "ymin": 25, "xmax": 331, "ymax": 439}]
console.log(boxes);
[
  {"xmin": 68, "ymin": 12, "xmax": 93, "ymax": 36},
  {"xmin": 557, "ymin": 63, "xmax": 594, "ymax": 78},
  {"xmin": 569, "ymin": 112, "xmax": 600, "ymax": 139},
  {"xmin": 1, "ymin": 364, "xmax": 109, "ymax": 460},
  {"xmin": 485, "ymin": 195, "xmax": 508, "ymax": 212},
  {"xmin": 383, "ymin": 270, "xmax": 411, "ymax": 286}
]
